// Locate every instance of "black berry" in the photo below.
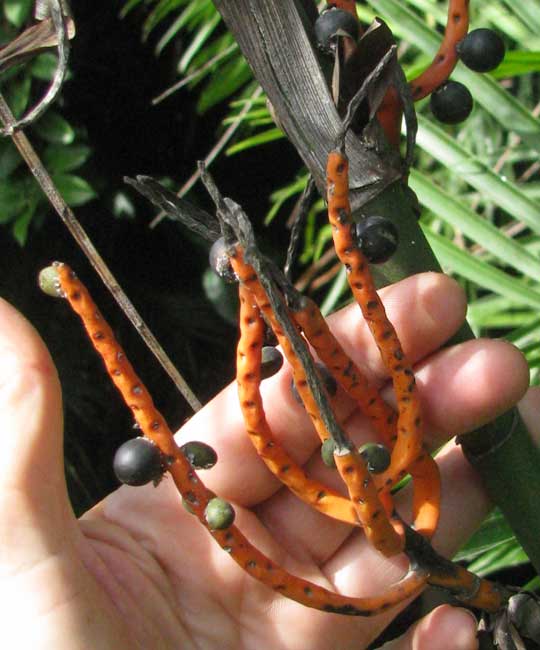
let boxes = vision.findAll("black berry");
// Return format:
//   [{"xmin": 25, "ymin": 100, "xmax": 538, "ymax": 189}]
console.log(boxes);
[
  {"xmin": 355, "ymin": 216, "xmax": 399, "ymax": 264},
  {"xmin": 180, "ymin": 441, "xmax": 218, "ymax": 469},
  {"xmin": 314, "ymin": 6, "xmax": 359, "ymax": 54},
  {"xmin": 260, "ymin": 346, "xmax": 284, "ymax": 379},
  {"xmin": 209, "ymin": 237, "xmax": 237, "ymax": 283},
  {"xmin": 205, "ymin": 497, "xmax": 235, "ymax": 530},
  {"xmin": 113, "ymin": 437, "xmax": 163, "ymax": 486},
  {"xmin": 430, "ymin": 81, "xmax": 473, "ymax": 124},
  {"xmin": 457, "ymin": 29, "xmax": 505, "ymax": 73},
  {"xmin": 359, "ymin": 443, "xmax": 391, "ymax": 474}
]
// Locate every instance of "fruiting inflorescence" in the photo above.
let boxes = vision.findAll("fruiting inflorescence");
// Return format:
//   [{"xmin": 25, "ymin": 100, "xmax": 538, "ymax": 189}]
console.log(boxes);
[
  {"xmin": 457, "ymin": 28, "xmax": 505, "ymax": 73},
  {"xmin": 430, "ymin": 80, "xmax": 474, "ymax": 124}
]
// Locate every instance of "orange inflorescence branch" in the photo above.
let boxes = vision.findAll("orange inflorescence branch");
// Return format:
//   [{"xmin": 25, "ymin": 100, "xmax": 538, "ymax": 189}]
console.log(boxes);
[
  {"xmin": 230, "ymin": 250, "xmax": 404, "ymax": 557},
  {"xmin": 325, "ymin": 149, "xmax": 441, "ymax": 540},
  {"xmin": 51, "ymin": 261, "xmax": 428, "ymax": 615},
  {"xmin": 236, "ymin": 283, "xmax": 359, "ymax": 526},
  {"xmin": 410, "ymin": 0, "xmax": 470, "ymax": 101},
  {"xmin": 326, "ymin": 150, "xmax": 424, "ymax": 486}
]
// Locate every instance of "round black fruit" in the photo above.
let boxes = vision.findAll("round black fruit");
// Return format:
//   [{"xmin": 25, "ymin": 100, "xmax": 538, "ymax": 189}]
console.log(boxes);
[
  {"xmin": 314, "ymin": 6, "xmax": 359, "ymax": 54},
  {"xmin": 113, "ymin": 437, "xmax": 163, "ymax": 486},
  {"xmin": 430, "ymin": 81, "xmax": 473, "ymax": 125},
  {"xmin": 457, "ymin": 28, "xmax": 505, "ymax": 73},
  {"xmin": 355, "ymin": 216, "xmax": 399, "ymax": 264}
]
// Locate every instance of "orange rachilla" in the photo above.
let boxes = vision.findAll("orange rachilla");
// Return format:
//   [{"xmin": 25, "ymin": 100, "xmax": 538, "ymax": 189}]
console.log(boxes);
[
  {"xmin": 46, "ymin": 261, "xmax": 429, "ymax": 616},
  {"xmin": 40, "ymin": 248, "xmax": 508, "ymax": 614}
]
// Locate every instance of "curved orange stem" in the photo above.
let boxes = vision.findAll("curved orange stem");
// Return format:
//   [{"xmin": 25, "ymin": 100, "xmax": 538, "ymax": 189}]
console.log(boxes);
[
  {"xmin": 410, "ymin": 0, "xmax": 470, "ymax": 100},
  {"xmin": 54, "ymin": 261, "xmax": 426, "ymax": 615},
  {"xmin": 237, "ymin": 284, "xmax": 359, "ymax": 525},
  {"xmin": 229, "ymin": 253, "xmax": 404, "ymax": 556}
]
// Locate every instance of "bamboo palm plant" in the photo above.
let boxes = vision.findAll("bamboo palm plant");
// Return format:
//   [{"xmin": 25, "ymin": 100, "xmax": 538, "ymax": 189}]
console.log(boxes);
[{"xmin": 121, "ymin": 0, "xmax": 540, "ymax": 588}]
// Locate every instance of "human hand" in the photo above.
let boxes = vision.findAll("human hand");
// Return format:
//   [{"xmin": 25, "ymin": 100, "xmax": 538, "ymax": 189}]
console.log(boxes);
[{"xmin": 0, "ymin": 272, "xmax": 532, "ymax": 649}]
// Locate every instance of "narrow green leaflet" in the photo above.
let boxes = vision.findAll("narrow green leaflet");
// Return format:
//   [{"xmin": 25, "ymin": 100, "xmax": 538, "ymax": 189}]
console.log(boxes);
[
  {"xmin": 423, "ymin": 229, "xmax": 540, "ymax": 310},
  {"xmin": 179, "ymin": 12, "xmax": 221, "ymax": 72},
  {"xmin": 454, "ymin": 510, "xmax": 516, "ymax": 563},
  {"xmin": 51, "ymin": 174, "xmax": 97, "ymax": 207},
  {"xmin": 410, "ymin": 169, "xmax": 540, "ymax": 281},
  {"xmin": 226, "ymin": 128, "xmax": 284, "ymax": 156},
  {"xmin": 321, "ymin": 266, "xmax": 349, "ymax": 316},
  {"xmin": 415, "ymin": 116, "xmax": 540, "ymax": 234},
  {"xmin": 494, "ymin": 52, "xmax": 540, "ymax": 78},
  {"xmin": 3, "ymin": 0, "xmax": 32, "ymax": 27},
  {"xmin": 43, "ymin": 145, "xmax": 92, "ymax": 174},
  {"xmin": 502, "ymin": 0, "xmax": 540, "ymax": 33}
]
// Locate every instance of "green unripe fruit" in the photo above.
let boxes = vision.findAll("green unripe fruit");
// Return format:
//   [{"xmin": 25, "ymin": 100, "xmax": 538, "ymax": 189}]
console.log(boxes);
[
  {"xmin": 38, "ymin": 264, "xmax": 63, "ymax": 298},
  {"xmin": 205, "ymin": 497, "xmax": 236, "ymax": 530},
  {"xmin": 359, "ymin": 443, "xmax": 391, "ymax": 474},
  {"xmin": 180, "ymin": 441, "xmax": 218, "ymax": 469}
]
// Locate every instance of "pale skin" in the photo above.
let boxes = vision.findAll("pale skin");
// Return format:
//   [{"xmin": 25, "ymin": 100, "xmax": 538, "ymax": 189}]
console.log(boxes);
[{"xmin": 0, "ymin": 272, "xmax": 537, "ymax": 650}]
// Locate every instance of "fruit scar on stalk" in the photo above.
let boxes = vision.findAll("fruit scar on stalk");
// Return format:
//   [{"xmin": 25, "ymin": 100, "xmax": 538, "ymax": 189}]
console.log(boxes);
[
  {"xmin": 228, "ymin": 248, "xmax": 405, "ymax": 557},
  {"xmin": 325, "ymin": 149, "xmax": 440, "ymax": 539},
  {"xmin": 48, "ymin": 261, "xmax": 428, "ymax": 615},
  {"xmin": 291, "ymin": 294, "xmax": 440, "ymax": 540}
]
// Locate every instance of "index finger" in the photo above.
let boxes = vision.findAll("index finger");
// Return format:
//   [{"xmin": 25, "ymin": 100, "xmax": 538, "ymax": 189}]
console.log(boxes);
[{"xmin": 177, "ymin": 272, "xmax": 466, "ymax": 505}]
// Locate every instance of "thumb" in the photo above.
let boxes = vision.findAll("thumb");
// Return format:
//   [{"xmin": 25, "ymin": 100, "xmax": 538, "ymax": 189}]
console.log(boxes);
[
  {"xmin": 378, "ymin": 605, "xmax": 479, "ymax": 650},
  {"xmin": 0, "ymin": 297, "xmax": 76, "ymax": 571}
]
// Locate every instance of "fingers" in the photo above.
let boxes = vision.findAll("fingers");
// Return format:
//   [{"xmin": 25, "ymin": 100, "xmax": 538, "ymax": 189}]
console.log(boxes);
[
  {"xmin": 256, "ymin": 436, "xmax": 490, "ymax": 568},
  {"xmin": 411, "ymin": 338, "xmax": 529, "ymax": 447},
  {"xmin": 0, "ymin": 298, "xmax": 75, "ymax": 570},
  {"xmin": 325, "ymin": 272, "xmax": 467, "ymax": 384},
  {"xmin": 378, "ymin": 605, "xmax": 478, "ymax": 650},
  {"xmin": 178, "ymin": 272, "xmax": 467, "ymax": 504}
]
